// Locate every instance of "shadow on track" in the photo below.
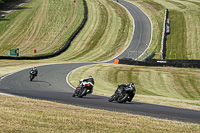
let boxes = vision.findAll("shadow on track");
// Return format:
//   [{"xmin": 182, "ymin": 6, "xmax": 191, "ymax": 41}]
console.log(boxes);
[
  {"xmin": 31, "ymin": 80, "xmax": 51, "ymax": 86},
  {"xmin": 15, "ymin": 7, "xmax": 31, "ymax": 10},
  {"xmin": 73, "ymin": 96, "xmax": 105, "ymax": 100},
  {"xmin": 107, "ymin": 101, "xmax": 144, "ymax": 105}
]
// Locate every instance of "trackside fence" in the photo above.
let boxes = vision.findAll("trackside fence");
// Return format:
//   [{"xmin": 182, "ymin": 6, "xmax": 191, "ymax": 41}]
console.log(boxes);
[
  {"xmin": 161, "ymin": 9, "xmax": 170, "ymax": 60},
  {"xmin": 141, "ymin": 51, "xmax": 155, "ymax": 62},
  {"xmin": 116, "ymin": 58, "xmax": 200, "ymax": 68}
]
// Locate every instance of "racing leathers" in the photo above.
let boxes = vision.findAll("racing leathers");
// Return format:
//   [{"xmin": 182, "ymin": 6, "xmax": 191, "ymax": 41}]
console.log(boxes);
[
  {"xmin": 30, "ymin": 67, "xmax": 38, "ymax": 76},
  {"xmin": 81, "ymin": 76, "xmax": 94, "ymax": 94}
]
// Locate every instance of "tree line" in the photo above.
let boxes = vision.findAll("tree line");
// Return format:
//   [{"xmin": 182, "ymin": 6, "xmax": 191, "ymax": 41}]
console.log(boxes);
[
  {"xmin": 0, "ymin": 0, "xmax": 21, "ymax": 8},
  {"xmin": 0, "ymin": 0, "xmax": 20, "ymax": 3},
  {"xmin": 0, "ymin": 0, "xmax": 5, "ymax": 4}
]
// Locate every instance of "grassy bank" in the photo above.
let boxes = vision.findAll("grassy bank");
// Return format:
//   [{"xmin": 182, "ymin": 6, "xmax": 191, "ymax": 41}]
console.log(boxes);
[
  {"xmin": 0, "ymin": 0, "xmax": 133, "ymax": 61},
  {"xmin": 166, "ymin": 10, "xmax": 187, "ymax": 59},
  {"xmin": 0, "ymin": 0, "xmax": 83, "ymax": 56},
  {"xmin": 129, "ymin": 0, "xmax": 200, "ymax": 60},
  {"xmin": 1, "ymin": 95, "xmax": 199, "ymax": 132},
  {"xmin": 69, "ymin": 63, "xmax": 200, "ymax": 110},
  {"xmin": 45, "ymin": 0, "xmax": 133, "ymax": 62}
]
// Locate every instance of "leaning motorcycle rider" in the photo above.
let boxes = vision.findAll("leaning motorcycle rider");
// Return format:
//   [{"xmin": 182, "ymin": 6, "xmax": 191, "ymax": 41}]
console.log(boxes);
[
  {"xmin": 117, "ymin": 82, "xmax": 136, "ymax": 102},
  {"xmin": 30, "ymin": 67, "xmax": 38, "ymax": 76},
  {"xmin": 81, "ymin": 76, "xmax": 94, "ymax": 94}
]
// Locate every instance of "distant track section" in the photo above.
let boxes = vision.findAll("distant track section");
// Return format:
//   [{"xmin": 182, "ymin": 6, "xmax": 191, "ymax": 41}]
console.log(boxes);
[{"xmin": 115, "ymin": 0, "xmax": 152, "ymax": 60}]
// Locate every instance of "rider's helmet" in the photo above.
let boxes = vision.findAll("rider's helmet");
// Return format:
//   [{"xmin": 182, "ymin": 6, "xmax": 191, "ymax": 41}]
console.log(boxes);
[
  {"xmin": 130, "ymin": 82, "xmax": 135, "ymax": 88},
  {"xmin": 89, "ymin": 76, "xmax": 92, "ymax": 78},
  {"xmin": 32, "ymin": 67, "xmax": 36, "ymax": 70}
]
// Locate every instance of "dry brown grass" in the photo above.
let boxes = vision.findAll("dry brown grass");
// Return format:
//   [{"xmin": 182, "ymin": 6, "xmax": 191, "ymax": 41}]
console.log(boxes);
[
  {"xmin": 1, "ymin": 95, "xmax": 199, "ymax": 132},
  {"xmin": 0, "ymin": 60, "xmax": 57, "ymax": 77}
]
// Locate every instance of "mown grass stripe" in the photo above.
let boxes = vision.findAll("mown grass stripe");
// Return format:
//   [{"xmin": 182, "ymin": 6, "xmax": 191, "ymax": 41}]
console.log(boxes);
[
  {"xmin": 158, "ymin": 72, "xmax": 170, "ymax": 95},
  {"xmin": 96, "ymin": 0, "xmax": 132, "ymax": 61},
  {"xmin": 166, "ymin": 10, "xmax": 187, "ymax": 59},
  {"xmin": 69, "ymin": 64, "xmax": 200, "ymax": 109},
  {"xmin": 166, "ymin": 11, "xmax": 187, "ymax": 59},
  {"xmin": 176, "ymin": 74, "xmax": 195, "ymax": 99},
  {"xmin": 66, "ymin": 1, "xmax": 108, "ymax": 60},
  {"xmin": 168, "ymin": 0, "xmax": 187, "ymax": 9},
  {"xmin": 187, "ymin": 75, "xmax": 200, "ymax": 97},
  {"xmin": 0, "ymin": 0, "xmax": 80, "ymax": 56}
]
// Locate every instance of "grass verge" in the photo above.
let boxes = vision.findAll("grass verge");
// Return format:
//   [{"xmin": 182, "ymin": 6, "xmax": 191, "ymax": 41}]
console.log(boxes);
[
  {"xmin": 1, "ymin": 95, "xmax": 200, "ymax": 132},
  {"xmin": 69, "ymin": 63, "xmax": 200, "ymax": 110}
]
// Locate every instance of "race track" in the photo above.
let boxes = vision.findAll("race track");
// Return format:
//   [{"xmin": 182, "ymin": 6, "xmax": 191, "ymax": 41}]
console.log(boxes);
[
  {"xmin": 116, "ymin": 0, "xmax": 152, "ymax": 60},
  {"xmin": 0, "ymin": 0, "xmax": 200, "ymax": 124}
]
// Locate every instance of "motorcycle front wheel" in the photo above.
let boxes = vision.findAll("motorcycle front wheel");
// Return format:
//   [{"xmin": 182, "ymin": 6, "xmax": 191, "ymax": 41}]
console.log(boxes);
[
  {"xmin": 30, "ymin": 75, "xmax": 34, "ymax": 81},
  {"xmin": 108, "ymin": 95, "xmax": 115, "ymax": 102}
]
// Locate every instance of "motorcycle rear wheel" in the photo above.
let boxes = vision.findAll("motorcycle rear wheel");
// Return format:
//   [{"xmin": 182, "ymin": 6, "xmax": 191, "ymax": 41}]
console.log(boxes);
[
  {"xmin": 78, "ymin": 88, "xmax": 87, "ymax": 98},
  {"xmin": 72, "ymin": 93, "xmax": 76, "ymax": 97},
  {"xmin": 117, "ymin": 93, "xmax": 128, "ymax": 103}
]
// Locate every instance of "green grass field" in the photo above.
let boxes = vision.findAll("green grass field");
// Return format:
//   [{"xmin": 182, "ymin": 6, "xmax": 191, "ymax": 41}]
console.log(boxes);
[
  {"xmin": 69, "ymin": 63, "xmax": 200, "ymax": 110},
  {"xmin": 0, "ymin": 0, "xmax": 83, "ymax": 56},
  {"xmin": 0, "ymin": 0, "xmax": 133, "ymax": 60},
  {"xmin": 129, "ymin": 0, "xmax": 200, "ymax": 60},
  {"xmin": 0, "ymin": 0, "xmax": 200, "ymax": 132},
  {"xmin": 44, "ymin": 0, "xmax": 133, "ymax": 62}
]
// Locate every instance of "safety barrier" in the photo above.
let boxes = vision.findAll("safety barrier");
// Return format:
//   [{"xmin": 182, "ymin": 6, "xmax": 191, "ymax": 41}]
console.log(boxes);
[
  {"xmin": 161, "ymin": 9, "xmax": 170, "ymax": 60},
  {"xmin": 141, "ymin": 51, "xmax": 155, "ymax": 62},
  {"xmin": 117, "ymin": 58, "xmax": 200, "ymax": 68},
  {"xmin": 0, "ymin": 0, "xmax": 88, "ymax": 60}
]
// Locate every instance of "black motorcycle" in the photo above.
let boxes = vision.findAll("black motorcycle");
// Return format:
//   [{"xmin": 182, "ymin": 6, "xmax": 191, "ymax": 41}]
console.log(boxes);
[
  {"xmin": 72, "ymin": 82, "xmax": 92, "ymax": 98},
  {"xmin": 109, "ymin": 85, "xmax": 135, "ymax": 103},
  {"xmin": 29, "ymin": 70, "xmax": 36, "ymax": 81}
]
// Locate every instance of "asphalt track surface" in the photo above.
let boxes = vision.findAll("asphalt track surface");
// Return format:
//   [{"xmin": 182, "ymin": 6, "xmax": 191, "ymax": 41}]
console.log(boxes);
[
  {"xmin": 0, "ymin": 0, "xmax": 200, "ymax": 124},
  {"xmin": 116, "ymin": 0, "xmax": 152, "ymax": 60}
]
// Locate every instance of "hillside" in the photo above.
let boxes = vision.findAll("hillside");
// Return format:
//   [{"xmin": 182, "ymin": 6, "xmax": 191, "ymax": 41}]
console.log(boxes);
[
  {"xmin": 0, "ymin": 0, "xmax": 83, "ymax": 56},
  {"xmin": 131, "ymin": 0, "xmax": 200, "ymax": 60},
  {"xmin": 0, "ymin": 0, "xmax": 200, "ymax": 132}
]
